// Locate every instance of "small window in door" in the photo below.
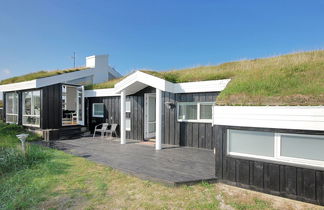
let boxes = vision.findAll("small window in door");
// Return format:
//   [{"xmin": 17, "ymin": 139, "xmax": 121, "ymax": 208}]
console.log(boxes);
[
  {"xmin": 126, "ymin": 118, "xmax": 131, "ymax": 131},
  {"xmin": 126, "ymin": 100, "xmax": 131, "ymax": 113}
]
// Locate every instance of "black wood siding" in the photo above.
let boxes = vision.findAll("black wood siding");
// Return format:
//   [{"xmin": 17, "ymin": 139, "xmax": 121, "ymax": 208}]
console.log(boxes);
[
  {"xmin": 162, "ymin": 92, "xmax": 219, "ymax": 150},
  {"xmin": 214, "ymin": 125, "xmax": 324, "ymax": 205},
  {"xmin": 88, "ymin": 89, "xmax": 218, "ymax": 148},
  {"xmin": 41, "ymin": 84, "xmax": 62, "ymax": 129}
]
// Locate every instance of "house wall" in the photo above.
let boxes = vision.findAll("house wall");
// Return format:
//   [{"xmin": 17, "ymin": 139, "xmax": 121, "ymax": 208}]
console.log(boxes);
[
  {"xmin": 162, "ymin": 92, "xmax": 218, "ymax": 150},
  {"xmin": 214, "ymin": 125, "xmax": 324, "ymax": 205},
  {"xmin": 87, "ymin": 88, "xmax": 218, "ymax": 150},
  {"xmin": 3, "ymin": 84, "xmax": 63, "ymax": 130}
]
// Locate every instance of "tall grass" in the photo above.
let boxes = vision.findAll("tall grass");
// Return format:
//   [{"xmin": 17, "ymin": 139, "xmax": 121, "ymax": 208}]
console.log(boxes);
[{"xmin": 0, "ymin": 123, "xmax": 43, "ymax": 176}]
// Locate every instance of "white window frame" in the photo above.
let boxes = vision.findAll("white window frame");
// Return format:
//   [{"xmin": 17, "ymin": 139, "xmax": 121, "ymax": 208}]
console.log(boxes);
[
  {"xmin": 92, "ymin": 103, "xmax": 104, "ymax": 118},
  {"xmin": 227, "ymin": 129, "xmax": 324, "ymax": 170},
  {"xmin": 5, "ymin": 92, "xmax": 19, "ymax": 124},
  {"xmin": 126, "ymin": 100, "xmax": 131, "ymax": 113},
  {"xmin": 126, "ymin": 118, "xmax": 131, "ymax": 131},
  {"xmin": 22, "ymin": 90, "xmax": 41, "ymax": 127},
  {"xmin": 177, "ymin": 102, "xmax": 213, "ymax": 123}
]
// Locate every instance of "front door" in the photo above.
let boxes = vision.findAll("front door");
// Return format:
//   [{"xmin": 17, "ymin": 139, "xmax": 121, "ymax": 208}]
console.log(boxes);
[{"xmin": 144, "ymin": 93, "xmax": 156, "ymax": 139}]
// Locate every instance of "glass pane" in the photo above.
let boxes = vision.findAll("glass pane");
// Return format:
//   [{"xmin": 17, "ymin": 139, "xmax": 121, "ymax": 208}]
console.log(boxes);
[
  {"xmin": 178, "ymin": 104, "xmax": 197, "ymax": 120},
  {"xmin": 200, "ymin": 104, "xmax": 212, "ymax": 119},
  {"xmin": 148, "ymin": 96, "xmax": 156, "ymax": 122},
  {"xmin": 281, "ymin": 135, "xmax": 324, "ymax": 161},
  {"xmin": 23, "ymin": 116, "xmax": 40, "ymax": 126},
  {"xmin": 6, "ymin": 114, "xmax": 18, "ymax": 123},
  {"xmin": 126, "ymin": 118, "xmax": 131, "ymax": 131},
  {"xmin": 78, "ymin": 89, "xmax": 82, "ymax": 121},
  {"xmin": 126, "ymin": 101, "xmax": 131, "ymax": 112},
  {"xmin": 32, "ymin": 91, "xmax": 41, "ymax": 116},
  {"xmin": 148, "ymin": 123, "xmax": 155, "ymax": 133},
  {"xmin": 228, "ymin": 129, "xmax": 274, "ymax": 157},
  {"xmin": 23, "ymin": 92, "xmax": 32, "ymax": 115},
  {"xmin": 93, "ymin": 104, "xmax": 104, "ymax": 116}
]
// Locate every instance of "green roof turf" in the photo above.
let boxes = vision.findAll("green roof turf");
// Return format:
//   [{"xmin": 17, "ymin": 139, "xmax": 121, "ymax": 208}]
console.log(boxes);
[
  {"xmin": 87, "ymin": 50, "xmax": 324, "ymax": 106},
  {"xmin": 0, "ymin": 66, "xmax": 89, "ymax": 85}
]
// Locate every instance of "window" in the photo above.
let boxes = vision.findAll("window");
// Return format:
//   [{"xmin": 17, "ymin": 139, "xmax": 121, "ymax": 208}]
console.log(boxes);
[
  {"xmin": 177, "ymin": 102, "xmax": 213, "ymax": 123},
  {"xmin": 5, "ymin": 92, "xmax": 19, "ymax": 124},
  {"xmin": 22, "ymin": 90, "xmax": 41, "ymax": 127},
  {"xmin": 228, "ymin": 130, "xmax": 274, "ymax": 157},
  {"xmin": 126, "ymin": 100, "xmax": 131, "ymax": 113},
  {"xmin": 92, "ymin": 103, "xmax": 104, "ymax": 117},
  {"xmin": 126, "ymin": 118, "xmax": 131, "ymax": 131},
  {"xmin": 227, "ymin": 129, "xmax": 324, "ymax": 169}
]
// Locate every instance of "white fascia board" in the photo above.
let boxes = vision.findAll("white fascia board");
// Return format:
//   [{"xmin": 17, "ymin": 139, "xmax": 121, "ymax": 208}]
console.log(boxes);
[
  {"xmin": 85, "ymin": 88, "xmax": 119, "ymax": 97},
  {"xmin": 213, "ymin": 106, "xmax": 324, "ymax": 131},
  {"xmin": 0, "ymin": 80, "xmax": 37, "ymax": 92},
  {"xmin": 36, "ymin": 68, "xmax": 93, "ymax": 88},
  {"xmin": 174, "ymin": 79, "xmax": 231, "ymax": 93},
  {"xmin": 114, "ymin": 71, "xmax": 174, "ymax": 94}
]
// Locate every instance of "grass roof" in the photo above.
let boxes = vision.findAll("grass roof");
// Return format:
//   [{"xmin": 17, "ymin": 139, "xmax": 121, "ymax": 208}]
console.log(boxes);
[
  {"xmin": 72, "ymin": 50, "xmax": 324, "ymax": 106},
  {"xmin": 0, "ymin": 66, "xmax": 89, "ymax": 85}
]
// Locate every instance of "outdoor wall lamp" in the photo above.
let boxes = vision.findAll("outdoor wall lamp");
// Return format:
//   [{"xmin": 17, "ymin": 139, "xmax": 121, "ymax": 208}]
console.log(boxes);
[{"xmin": 165, "ymin": 102, "xmax": 176, "ymax": 109}]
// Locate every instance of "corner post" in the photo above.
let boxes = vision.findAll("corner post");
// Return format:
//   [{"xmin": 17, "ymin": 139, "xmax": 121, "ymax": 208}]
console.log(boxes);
[
  {"xmin": 155, "ymin": 89, "xmax": 162, "ymax": 150},
  {"xmin": 120, "ymin": 90, "xmax": 126, "ymax": 144}
]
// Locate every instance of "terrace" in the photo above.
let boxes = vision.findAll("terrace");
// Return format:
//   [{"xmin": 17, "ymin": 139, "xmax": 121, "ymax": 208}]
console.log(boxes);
[{"xmin": 44, "ymin": 137, "xmax": 217, "ymax": 186}]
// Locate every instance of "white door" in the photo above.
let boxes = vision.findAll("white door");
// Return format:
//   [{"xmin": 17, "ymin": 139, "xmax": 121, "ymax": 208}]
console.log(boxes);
[{"xmin": 144, "ymin": 93, "xmax": 156, "ymax": 139}]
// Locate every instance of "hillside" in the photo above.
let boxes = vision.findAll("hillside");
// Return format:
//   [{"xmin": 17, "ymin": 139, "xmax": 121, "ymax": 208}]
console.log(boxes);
[{"xmin": 0, "ymin": 67, "xmax": 89, "ymax": 85}]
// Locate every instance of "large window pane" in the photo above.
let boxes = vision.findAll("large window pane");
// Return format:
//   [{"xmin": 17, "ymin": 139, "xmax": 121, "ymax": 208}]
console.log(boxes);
[
  {"xmin": 228, "ymin": 129, "xmax": 274, "ymax": 157},
  {"xmin": 200, "ymin": 104, "xmax": 213, "ymax": 119},
  {"xmin": 5, "ymin": 92, "xmax": 18, "ymax": 123},
  {"xmin": 178, "ymin": 104, "xmax": 197, "ymax": 120},
  {"xmin": 22, "ymin": 90, "xmax": 40, "ymax": 127},
  {"xmin": 281, "ymin": 135, "xmax": 324, "ymax": 162}
]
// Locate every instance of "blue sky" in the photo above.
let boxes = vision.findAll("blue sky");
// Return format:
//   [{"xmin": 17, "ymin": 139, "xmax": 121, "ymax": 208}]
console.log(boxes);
[{"xmin": 0, "ymin": 0, "xmax": 323, "ymax": 80}]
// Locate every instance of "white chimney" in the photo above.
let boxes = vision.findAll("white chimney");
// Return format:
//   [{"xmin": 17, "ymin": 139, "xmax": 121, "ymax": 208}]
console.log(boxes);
[{"xmin": 86, "ymin": 54, "xmax": 109, "ymax": 68}]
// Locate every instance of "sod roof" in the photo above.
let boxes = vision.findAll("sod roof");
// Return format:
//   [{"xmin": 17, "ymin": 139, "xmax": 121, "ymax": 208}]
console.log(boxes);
[
  {"xmin": 0, "ymin": 66, "xmax": 89, "ymax": 85},
  {"xmin": 87, "ymin": 50, "xmax": 324, "ymax": 106}
]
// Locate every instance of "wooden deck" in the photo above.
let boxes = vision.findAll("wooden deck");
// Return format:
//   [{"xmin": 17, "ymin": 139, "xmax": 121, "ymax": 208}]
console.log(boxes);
[{"xmin": 44, "ymin": 137, "xmax": 217, "ymax": 186}]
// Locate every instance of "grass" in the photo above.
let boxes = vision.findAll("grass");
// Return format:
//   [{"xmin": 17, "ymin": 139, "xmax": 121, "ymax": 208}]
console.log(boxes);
[
  {"xmin": 0, "ymin": 123, "xmax": 321, "ymax": 209},
  {"xmin": 88, "ymin": 50, "xmax": 324, "ymax": 105},
  {"xmin": 0, "ymin": 66, "xmax": 89, "ymax": 85}
]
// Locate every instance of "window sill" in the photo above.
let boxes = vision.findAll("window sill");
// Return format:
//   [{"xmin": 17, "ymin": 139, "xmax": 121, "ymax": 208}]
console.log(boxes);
[
  {"xmin": 92, "ymin": 115, "xmax": 104, "ymax": 118},
  {"xmin": 23, "ymin": 124, "xmax": 40, "ymax": 128},
  {"xmin": 227, "ymin": 152, "xmax": 324, "ymax": 171},
  {"xmin": 177, "ymin": 119, "xmax": 212, "ymax": 123}
]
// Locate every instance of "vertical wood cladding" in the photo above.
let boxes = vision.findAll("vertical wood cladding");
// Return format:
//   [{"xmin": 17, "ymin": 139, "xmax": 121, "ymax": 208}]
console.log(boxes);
[
  {"xmin": 162, "ymin": 92, "xmax": 219, "ymax": 150},
  {"xmin": 41, "ymin": 84, "xmax": 62, "ymax": 129},
  {"xmin": 87, "ymin": 87, "xmax": 155, "ymax": 140},
  {"xmin": 88, "ymin": 89, "xmax": 219, "ymax": 148},
  {"xmin": 214, "ymin": 125, "xmax": 324, "ymax": 205}
]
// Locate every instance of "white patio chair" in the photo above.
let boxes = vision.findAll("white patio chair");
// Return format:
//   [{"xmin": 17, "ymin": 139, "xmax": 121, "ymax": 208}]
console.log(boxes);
[
  {"xmin": 105, "ymin": 124, "xmax": 118, "ymax": 139},
  {"xmin": 93, "ymin": 123, "xmax": 109, "ymax": 138}
]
